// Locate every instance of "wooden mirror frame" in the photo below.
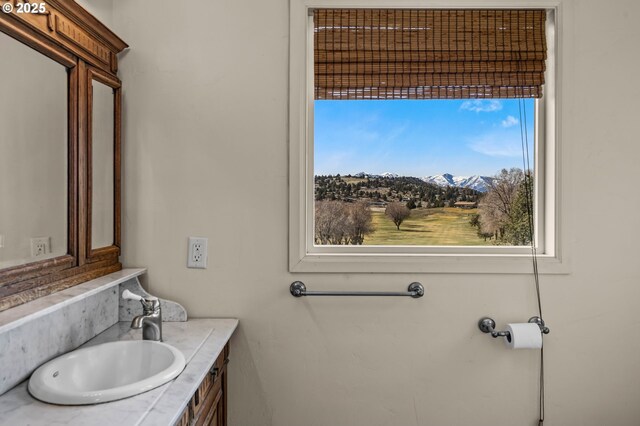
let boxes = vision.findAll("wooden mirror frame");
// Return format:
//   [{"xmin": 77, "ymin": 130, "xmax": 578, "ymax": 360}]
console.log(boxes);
[
  {"xmin": 0, "ymin": 0, "xmax": 127, "ymax": 312},
  {"xmin": 85, "ymin": 66, "xmax": 121, "ymax": 263}
]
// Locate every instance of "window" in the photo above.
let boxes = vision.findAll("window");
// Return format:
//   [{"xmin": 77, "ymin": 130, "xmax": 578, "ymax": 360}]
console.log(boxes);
[
  {"xmin": 314, "ymin": 98, "xmax": 535, "ymax": 247},
  {"xmin": 289, "ymin": 2, "xmax": 562, "ymax": 273}
]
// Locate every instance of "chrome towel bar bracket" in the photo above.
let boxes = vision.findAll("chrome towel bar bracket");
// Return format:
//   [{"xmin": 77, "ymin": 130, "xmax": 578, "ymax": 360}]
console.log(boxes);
[{"xmin": 289, "ymin": 281, "xmax": 424, "ymax": 298}]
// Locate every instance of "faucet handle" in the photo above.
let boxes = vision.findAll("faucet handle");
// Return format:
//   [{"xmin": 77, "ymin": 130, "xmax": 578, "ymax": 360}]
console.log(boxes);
[
  {"xmin": 122, "ymin": 289, "xmax": 159, "ymax": 307},
  {"xmin": 122, "ymin": 289, "xmax": 144, "ymax": 302}
]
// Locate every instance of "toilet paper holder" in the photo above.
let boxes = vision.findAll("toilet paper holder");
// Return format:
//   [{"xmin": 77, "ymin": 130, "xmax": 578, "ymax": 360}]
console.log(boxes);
[{"xmin": 478, "ymin": 316, "xmax": 550, "ymax": 338}]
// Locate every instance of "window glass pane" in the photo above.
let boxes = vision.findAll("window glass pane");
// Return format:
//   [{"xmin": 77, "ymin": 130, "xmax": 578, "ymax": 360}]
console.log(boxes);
[{"xmin": 314, "ymin": 99, "xmax": 535, "ymax": 246}]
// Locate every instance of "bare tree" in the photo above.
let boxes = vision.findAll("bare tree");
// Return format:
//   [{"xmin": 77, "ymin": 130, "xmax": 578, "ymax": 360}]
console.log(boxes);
[
  {"xmin": 315, "ymin": 200, "xmax": 348, "ymax": 245},
  {"xmin": 385, "ymin": 202, "xmax": 411, "ymax": 230},
  {"xmin": 315, "ymin": 200, "xmax": 373, "ymax": 245},
  {"xmin": 478, "ymin": 168, "xmax": 524, "ymax": 240},
  {"xmin": 348, "ymin": 200, "xmax": 373, "ymax": 244}
]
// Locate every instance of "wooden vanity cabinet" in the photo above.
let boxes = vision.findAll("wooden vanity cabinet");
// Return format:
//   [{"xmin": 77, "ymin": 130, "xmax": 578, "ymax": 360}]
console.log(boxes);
[{"xmin": 176, "ymin": 343, "xmax": 229, "ymax": 426}]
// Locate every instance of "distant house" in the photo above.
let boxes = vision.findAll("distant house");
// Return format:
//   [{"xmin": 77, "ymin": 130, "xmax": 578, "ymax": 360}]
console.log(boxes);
[{"xmin": 453, "ymin": 201, "xmax": 478, "ymax": 209}]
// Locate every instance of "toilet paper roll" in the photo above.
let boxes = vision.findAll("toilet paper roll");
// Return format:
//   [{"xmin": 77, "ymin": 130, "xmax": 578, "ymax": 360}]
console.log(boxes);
[{"xmin": 503, "ymin": 323, "xmax": 543, "ymax": 349}]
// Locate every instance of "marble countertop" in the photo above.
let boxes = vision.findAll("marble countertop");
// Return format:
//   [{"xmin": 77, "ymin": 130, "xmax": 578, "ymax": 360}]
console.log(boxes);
[{"xmin": 0, "ymin": 318, "xmax": 238, "ymax": 426}]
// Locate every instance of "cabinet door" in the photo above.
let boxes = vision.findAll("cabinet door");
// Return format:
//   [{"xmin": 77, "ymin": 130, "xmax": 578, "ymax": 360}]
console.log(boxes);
[
  {"xmin": 208, "ymin": 408, "xmax": 218, "ymax": 426},
  {"xmin": 194, "ymin": 363, "xmax": 223, "ymax": 426},
  {"xmin": 214, "ymin": 390, "xmax": 225, "ymax": 426},
  {"xmin": 197, "ymin": 386, "xmax": 222, "ymax": 426},
  {"xmin": 179, "ymin": 344, "xmax": 229, "ymax": 426}
]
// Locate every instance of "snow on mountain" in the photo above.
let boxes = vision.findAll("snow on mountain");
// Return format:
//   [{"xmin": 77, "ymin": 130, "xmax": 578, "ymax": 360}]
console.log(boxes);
[
  {"xmin": 422, "ymin": 173, "xmax": 493, "ymax": 192},
  {"xmin": 353, "ymin": 172, "xmax": 399, "ymax": 178},
  {"xmin": 423, "ymin": 173, "xmax": 456, "ymax": 187},
  {"xmin": 350, "ymin": 171, "xmax": 492, "ymax": 192}
]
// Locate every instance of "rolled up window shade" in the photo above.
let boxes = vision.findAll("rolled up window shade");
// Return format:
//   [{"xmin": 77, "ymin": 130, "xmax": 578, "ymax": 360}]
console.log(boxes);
[{"xmin": 313, "ymin": 9, "xmax": 547, "ymax": 100}]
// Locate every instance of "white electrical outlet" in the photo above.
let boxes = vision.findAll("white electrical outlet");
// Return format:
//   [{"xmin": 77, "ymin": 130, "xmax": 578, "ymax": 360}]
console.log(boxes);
[
  {"xmin": 187, "ymin": 237, "xmax": 208, "ymax": 269},
  {"xmin": 30, "ymin": 237, "xmax": 50, "ymax": 257}
]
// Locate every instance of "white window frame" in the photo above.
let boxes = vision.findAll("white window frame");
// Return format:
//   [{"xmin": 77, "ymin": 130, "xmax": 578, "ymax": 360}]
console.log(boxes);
[{"xmin": 289, "ymin": 0, "xmax": 568, "ymax": 274}]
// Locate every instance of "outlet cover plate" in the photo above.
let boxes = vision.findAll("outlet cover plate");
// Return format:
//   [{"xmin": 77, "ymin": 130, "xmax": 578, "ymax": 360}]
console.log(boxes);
[
  {"xmin": 30, "ymin": 237, "xmax": 50, "ymax": 257},
  {"xmin": 187, "ymin": 237, "xmax": 208, "ymax": 269}
]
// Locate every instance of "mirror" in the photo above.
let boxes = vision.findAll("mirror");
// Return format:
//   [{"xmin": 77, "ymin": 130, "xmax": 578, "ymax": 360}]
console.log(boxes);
[
  {"xmin": 0, "ymin": 0, "xmax": 127, "ymax": 312},
  {"xmin": 0, "ymin": 31, "xmax": 68, "ymax": 269},
  {"xmin": 90, "ymin": 80, "xmax": 115, "ymax": 249}
]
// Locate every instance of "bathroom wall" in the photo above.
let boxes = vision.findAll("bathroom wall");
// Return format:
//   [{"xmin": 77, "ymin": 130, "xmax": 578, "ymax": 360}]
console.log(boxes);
[
  {"xmin": 93, "ymin": 0, "xmax": 640, "ymax": 424},
  {"xmin": 75, "ymin": 0, "xmax": 114, "ymax": 28}
]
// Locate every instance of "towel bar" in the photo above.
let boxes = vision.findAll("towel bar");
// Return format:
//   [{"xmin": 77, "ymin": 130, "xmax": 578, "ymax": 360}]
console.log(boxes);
[{"xmin": 289, "ymin": 281, "xmax": 424, "ymax": 298}]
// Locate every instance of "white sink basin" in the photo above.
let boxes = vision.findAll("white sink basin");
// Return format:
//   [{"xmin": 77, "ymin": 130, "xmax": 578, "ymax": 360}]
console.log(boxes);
[{"xmin": 28, "ymin": 340, "xmax": 186, "ymax": 405}]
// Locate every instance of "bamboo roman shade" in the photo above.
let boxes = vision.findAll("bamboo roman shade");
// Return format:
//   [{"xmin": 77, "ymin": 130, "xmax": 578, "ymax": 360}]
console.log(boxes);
[{"xmin": 314, "ymin": 9, "xmax": 547, "ymax": 100}]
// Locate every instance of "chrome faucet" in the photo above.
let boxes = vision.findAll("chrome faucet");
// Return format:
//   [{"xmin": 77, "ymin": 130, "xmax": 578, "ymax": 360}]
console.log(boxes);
[{"xmin": 122, "ymin": 290, "xmax": 163, "ymax": 341}]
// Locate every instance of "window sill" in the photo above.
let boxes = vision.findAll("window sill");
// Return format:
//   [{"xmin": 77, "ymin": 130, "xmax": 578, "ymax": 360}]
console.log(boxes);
[{"xmin": 289, "ymin": 253, "xmax": 570, "ymax": 274}]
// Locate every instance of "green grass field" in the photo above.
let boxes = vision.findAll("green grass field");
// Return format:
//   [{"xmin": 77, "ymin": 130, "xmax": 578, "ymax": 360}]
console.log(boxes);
[{"xmin": 364, "ymin": 207, "xmax": 490, "ymax": 246}]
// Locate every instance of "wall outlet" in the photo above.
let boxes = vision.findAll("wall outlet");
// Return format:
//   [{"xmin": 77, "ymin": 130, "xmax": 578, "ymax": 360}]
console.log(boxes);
[
  {"xmin": 30, "ymin": 237, "xmax": 50, "ymax": 257},
  {"xmin": 187, "ymin": 237, "xmax": 208, "ymax": 269}
]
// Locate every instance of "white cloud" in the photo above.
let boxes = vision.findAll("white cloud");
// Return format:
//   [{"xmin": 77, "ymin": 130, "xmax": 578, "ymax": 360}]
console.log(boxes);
[
  {"xmin": 468, "ymin": 132, "xmax": 522, "ymax": 157},
  {"xmin": 501, "ymin": 115, "xmax": 519, "ymax": 128},
  {"xmin": 460, "ymin": 100, "xmax": 503, "ymax": 113}
]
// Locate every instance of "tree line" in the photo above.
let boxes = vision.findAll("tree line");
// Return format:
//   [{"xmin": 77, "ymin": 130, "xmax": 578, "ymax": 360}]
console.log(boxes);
[{"xmin": 315, "ymin": 175, "xmax": 479, "ymax": 208}]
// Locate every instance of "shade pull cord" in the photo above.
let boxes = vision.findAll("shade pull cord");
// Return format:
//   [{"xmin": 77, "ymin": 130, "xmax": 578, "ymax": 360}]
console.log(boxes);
[{"xmin": 517, "ymin": 86, "xmax": 545, "ymax": 424}]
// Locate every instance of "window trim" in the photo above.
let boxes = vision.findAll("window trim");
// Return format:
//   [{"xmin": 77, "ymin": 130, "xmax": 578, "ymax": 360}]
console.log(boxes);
[{"xmin": 289, "ymin": 0, "xmax": 568, "ymax": 274}]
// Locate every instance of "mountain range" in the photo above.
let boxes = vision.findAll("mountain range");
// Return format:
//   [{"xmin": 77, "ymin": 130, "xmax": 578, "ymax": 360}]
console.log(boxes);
[
  {"xmin": 421, "ymin": 173, "xmax": 494, "ymax": 193},
  {"xmin": 353, "ymin": 171, "xmax": 399, "ymax": 178},
  {"xmin": 351, "ymin": 172, "xmax": 493, "ymax": 192}
]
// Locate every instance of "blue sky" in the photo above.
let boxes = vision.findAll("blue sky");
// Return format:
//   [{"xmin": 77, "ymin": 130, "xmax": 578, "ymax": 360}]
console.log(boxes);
[{"xmin": 314, "ymin": 98, "xmax": 535, "ymax": 177}]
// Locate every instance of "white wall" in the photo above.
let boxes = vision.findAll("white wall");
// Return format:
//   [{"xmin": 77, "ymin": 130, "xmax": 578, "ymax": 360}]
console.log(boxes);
[
  {"xmin": 103, "ymin": 0, "xmax": 640, "ymax": 424},
  {"xmin": 76, "ymin": 0, "xmax": 114, "ymax": 28}
]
